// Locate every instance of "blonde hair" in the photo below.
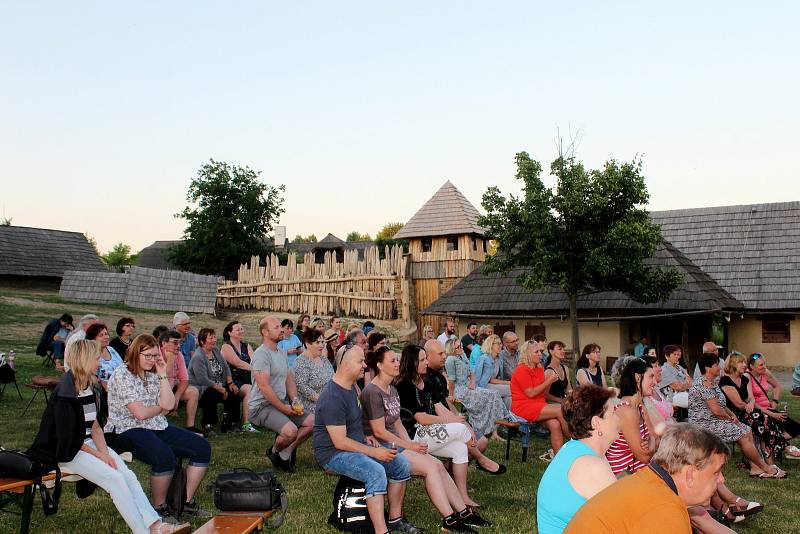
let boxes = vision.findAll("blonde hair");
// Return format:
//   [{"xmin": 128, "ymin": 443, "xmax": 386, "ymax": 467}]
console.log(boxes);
[
  {"xmin": 725, "ymin": 352, "xmax": 747, "ymax": 375},
  {"xmin": 481, "ymin": 334, "xmax": 502, "ymax": 357},
  {"xmin": 70, "ymin": 339, "xmax": 101, "ymax": 392},
  {"xmin": 444, "ymin": 336, "xmax": 461, "ymax": 356},
  {"xmin": 477, "ymin": 324, "xmax": 492, "ymax": 337},
  {"xmin": 519, "ymin": 341, "xmax": 541, "ymax": 368}
]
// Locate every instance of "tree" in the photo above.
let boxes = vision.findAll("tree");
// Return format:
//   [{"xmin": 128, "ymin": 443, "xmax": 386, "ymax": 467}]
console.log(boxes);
[
  {"xmin": 169, "ymin": 159, "xmax": 285, "ymax": 276},
  {"xmin": 103, "ymin": 243, "xmax": 135, "ymax": 268},
  {"xmin": 478, "ymin": 151, "xmax": 682, "ymax": 354},
  {"xmin": 292, "ymin": 234, "xmax": 318, "ymax": 243},
  {"xmin": 84, "ymin": 233, "xmax": 100, "ymax": 256},
  {"xmin": 346, "ymin": 231, "xmax": 372, "ymax": 242},
  {"xmin": 374, "ymin": 222, "xmax": 408, "ymax": 258}
]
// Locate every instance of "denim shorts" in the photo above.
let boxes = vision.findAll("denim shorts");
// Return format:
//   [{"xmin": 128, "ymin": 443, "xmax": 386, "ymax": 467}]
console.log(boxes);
[{"xmin": 324, "ymin": 449, "xmax": 411, "ymax": 498}]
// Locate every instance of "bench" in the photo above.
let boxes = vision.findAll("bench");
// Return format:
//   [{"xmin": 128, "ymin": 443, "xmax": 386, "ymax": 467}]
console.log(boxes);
[
  {"xmin": 194, "ymin": 510, "xmax": 275, "ymax": 534},
  {"xmin": 496, "ymin": 420, "xmax": 532, "ymax": 462},
  {"xmin": 0, "ymin": 474, "xmax": 57, "ymax": 534}
]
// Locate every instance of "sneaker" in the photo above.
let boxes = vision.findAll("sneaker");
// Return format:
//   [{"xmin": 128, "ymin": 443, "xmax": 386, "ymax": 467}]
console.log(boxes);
[
  {"xmin": 182, "ymin": 499, "xmax": 211, "ymax": 518},
  {"xmin": 241, "ymin": 423, "xmax": 260, "ymax": 433},
  {"xmin": 159, "ymin": 522, "xmax": 191, "ymax": 534},
  {"xmin": 441, "ymin": 515, "xmax": 476, "ymax": 533},
  {"xmin": 266, "ymin": 446, "xmax": 293, "ymax": 473},
  {"xmin": 155, "ymin": 504, "xmax": 179, "ymax": 525},
  {"xmin": 459, "ymin": 507, "xmax": 491, "ymax": 527},
  {"xmin": 388, "ymin": 516, "xmax": 424, "ymax": 532}
]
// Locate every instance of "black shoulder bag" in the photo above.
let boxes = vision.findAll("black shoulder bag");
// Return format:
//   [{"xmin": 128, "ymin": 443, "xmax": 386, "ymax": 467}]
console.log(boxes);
[
  {"xmin": 210, "ymin": 468, "xmax": 287, "ymax": 528},
  {"xmin": 0, "ymin": 448, "xmax": 61, "ymax": 516}
]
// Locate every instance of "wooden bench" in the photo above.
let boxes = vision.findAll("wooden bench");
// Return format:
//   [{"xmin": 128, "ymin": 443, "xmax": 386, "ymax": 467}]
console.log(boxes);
[
  {"xmin": 496, "ymin": 419, "xmax": 532, "ymax": 462},
  {"xmin": 194, "ymin": 510, "xmax": 275, "ymax": 534},
  {"xmin": 0, "ymin": 474, "xmax": 56, "ymax": 534}
]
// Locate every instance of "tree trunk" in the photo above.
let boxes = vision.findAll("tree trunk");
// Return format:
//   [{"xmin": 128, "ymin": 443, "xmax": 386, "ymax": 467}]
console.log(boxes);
[{"xmin": 569, "ymin": 292, "xmax": 580, "ymax": 363}]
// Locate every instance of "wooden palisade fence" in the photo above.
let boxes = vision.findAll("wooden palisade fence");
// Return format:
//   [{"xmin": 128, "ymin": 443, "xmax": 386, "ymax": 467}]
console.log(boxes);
[{"xmin": 217, "ymin": 245, "xmax": 411, "ymax": 323}]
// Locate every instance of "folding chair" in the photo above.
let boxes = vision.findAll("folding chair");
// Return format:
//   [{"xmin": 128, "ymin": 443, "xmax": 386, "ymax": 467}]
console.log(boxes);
[{"xmin": 0, "ymin": 364, "xmax": 22, "ymax": 400}]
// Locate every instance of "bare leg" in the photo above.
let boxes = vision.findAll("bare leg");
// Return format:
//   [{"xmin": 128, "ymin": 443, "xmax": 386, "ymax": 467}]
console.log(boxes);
[
  {"xmin": 537, "ymin": 404, "xmax": 567, "ymax": 452},
  {"xmin": 182, "ymin": 386, "xmax": 199, "ymax": 428},
  {"xmin": 386, "ymin": 481, "xmax": 405, "ymax": 521},
  {"xmin": 404, "ymin": 451, "xmax": 454, "ymax": 517},
  {"xmin": 366, "ymin": 495, "xmax": 388, "ymax": 533},
  {"xmin": 689, "ymin": 507, "xmax": 736, "ymax": 534},
  {"xmin": 274, "ymin": 422, "xmax": 299, "ymax": 452},
  {"xmin": 740, "ymin": 433, "xmax": 775, "ymax": 474},
  {"xmin": 543, "ymin": 418, "xmax": 565, "ymax": 452},
  {"xmin": 283, "ymin": 414, "xmax": 314, "ymax": 454},
  {"xmin": 452, "ymin": 462, "xmax": 479, "ymax": 507},
  {"xmin": 239, "ymin": 384, "xmax": 251, "ymax": 425},
  {"xmin": 150, "ymin": 474, "xmax": 172, "ymax": 507},
  {"xmin": 185, "ymin": 465, "xmax": 207, "ymax": 501}
]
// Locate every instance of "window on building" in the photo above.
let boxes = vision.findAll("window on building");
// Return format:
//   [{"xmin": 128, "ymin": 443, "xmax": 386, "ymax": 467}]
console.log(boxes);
[
  {"xmin": 762, "ymin": 315, "xmax": 792, "ymax": 343},
  {"xmin": 447, "ymin": 236, "xmax": 459, "ymax": 251},
  {"xmin": 494, "ymin": 323, "xmax": 516, "ymax": 338},
  {"xmin": 421, "ymin": 237, "xmax": 432, "ymax": 253},
  {"xmin": 525, "ymin": 323, "xmax": 546, "ymax": 341},
  {"xmin": 472, "ymin": 237, "xmax": 478, "ymax": 251}
]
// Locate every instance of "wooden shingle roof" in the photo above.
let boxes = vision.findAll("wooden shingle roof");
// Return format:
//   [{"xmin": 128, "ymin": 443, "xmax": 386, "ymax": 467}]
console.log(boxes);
[
  {"xmin": 136, "ymin": 240, "xmax": 182, "ymax": 270},
  {"xmin": 0, "ymin": 226, "xmax": 106, "ymax": 278},
  {"xmin": 394, "ymin": 181, "xmax": 485, "ymax": 239},
  {"xmin": 425, "ymin": 241, "xmax": 742, "ymax": 317},
  {"xmin": 652, "ymin": 202, "xmax": 800, "ymax": 312}
]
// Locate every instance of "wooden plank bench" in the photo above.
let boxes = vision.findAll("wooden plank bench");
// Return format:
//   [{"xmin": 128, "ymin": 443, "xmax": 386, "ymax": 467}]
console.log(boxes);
[
  {"xmin": 194, "ymin": 510, "xmax": 275, "ymax": 534},
  {"xmin": 0, "ymin": 474, "xmax": 56, "ymax": 534},
  {"xmin": 496, "ymin": 419, "xmax": 533, "ymax": 462}
]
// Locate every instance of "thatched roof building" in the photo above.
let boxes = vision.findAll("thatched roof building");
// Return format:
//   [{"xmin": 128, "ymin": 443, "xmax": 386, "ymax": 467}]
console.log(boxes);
[{"xmin": 0, "ymin": 226, "xmax": 106, "ymax": 281}]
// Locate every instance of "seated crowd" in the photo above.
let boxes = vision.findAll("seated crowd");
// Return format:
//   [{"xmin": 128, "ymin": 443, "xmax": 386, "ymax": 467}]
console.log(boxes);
[{"xmin": 31, "ymin": 313, "xmax": 800, "ymax": 533}]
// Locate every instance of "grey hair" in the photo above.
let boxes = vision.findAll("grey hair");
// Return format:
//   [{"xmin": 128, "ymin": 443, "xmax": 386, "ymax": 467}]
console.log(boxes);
[
  {"xmin": 173, "ymin": 311, "xmax": 190, "ymax": 326},
  {"xmin": 610, "ymin": 355, "xmax": 639, "ymax": 388},
  {"xmin": 79, "ymin": 314, "xmax": 98, "ymax": 327},
  {"xmin": 653, "ymin": 423, "xmax": 729, "ymax": 475},
  {"xmin": 502, "ymin": 331, "xmax": 518, "ymax": 342}
]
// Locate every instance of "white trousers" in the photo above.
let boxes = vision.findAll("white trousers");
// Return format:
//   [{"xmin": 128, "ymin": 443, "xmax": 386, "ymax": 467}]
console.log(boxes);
[
  {"xmin": 413, "ymin": 423, "xmax": 472, "ymax": 464},
  {"xmin": 59, "ymin": 439, "xmax": 160, "ymax": 534}
]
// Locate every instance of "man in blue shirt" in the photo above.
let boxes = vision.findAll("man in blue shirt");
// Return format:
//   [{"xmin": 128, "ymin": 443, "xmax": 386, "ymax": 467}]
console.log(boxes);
[
  {"xmin": 173, "ymin": 311, "xmax": 196, "ymax": 368},
  {"xmin": 277, "ymin": 319, "xmax": 303, "ymax": 368}
]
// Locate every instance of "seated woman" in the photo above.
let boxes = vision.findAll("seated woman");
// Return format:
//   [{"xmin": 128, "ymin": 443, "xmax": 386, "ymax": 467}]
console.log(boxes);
[
  {"xmin": 511, "ymin": 341, "xmax": 571, "ymax": 454},
  {"xmin": 293, "ymin": 328, "xmax": 334, "ymax": 416},
  {"xmin": 574, "ymin": 344, "xmax": 608, "ymax": 388},
  {"xmin": 396, "ymin": 344, "xmax": 486, "ymax": 508},
  {"xmin": 747, "ymin": 352, "xmax": 800, "ymax": 449},
  {"xmin": 657, "ymin": 344, "xmax": 692, "ymax": 409},
  {"xmin": 189, "ymin": 328, "xmax": 240, "ymax": 435},
  {"xmin": 720, "ymin": 352, "xmax": 796, "ymax": 462},
  {"xmin": 544, "ymin": 341, "xmax": 572, "ymax": 404},
  {"xmin": 110, "ymin": 317, "xmax": 136, "ymax": 358},
  {"xmin": 108, "ymin": 334, "xmax": 212, "ymax": 521},
  {"xmin": 29, "ymin": 339, "xmax": 190, "ymax": 534},
  {"xmin": 444, "ymin": 337, "xmax": 509, "ymax": 441},
  {"xmin": 536, "ymin": 385, "xmax": 619, "ymax": 534},
  {"xmin": 641, "ymin": 355, "xmax": 674, "ymax": 427},
  {"xmin": 474, "ymin": 334, "xmax": 511, "ymax": 409},
  {"xmin": 362, "ymin": 346, "xmax": 489, "ymax": 533},
  {"xmin": 689, "ymin": 352, "xmax": 785, "ymax": 478},
  {"xmin": 606, "ymin": 358, "xmax": 656, "ymax": 477},
  {"xmin": 86, "ymin": 322, "xmax": 124, "ymax": 388},
  {"xmin": 220, "ymin": 321, "xmax": 258, "ymax": 433},
  {"xmin": 324, "ymin": 328, "xmax": 341, "ymax": 368}
]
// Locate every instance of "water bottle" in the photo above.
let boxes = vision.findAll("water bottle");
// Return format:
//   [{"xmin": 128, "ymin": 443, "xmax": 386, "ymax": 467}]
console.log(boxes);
[{"xmin": 8, "ymin": 350, "xmax": 15, "ymax": 370}]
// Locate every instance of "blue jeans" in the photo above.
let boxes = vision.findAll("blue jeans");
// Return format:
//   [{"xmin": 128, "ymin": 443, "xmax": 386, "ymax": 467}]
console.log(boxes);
[
  {"xmin": 120, "ymin": 424, "xmax": 211, "ymax": 476},
  {"xmin": 324, "ymin": 449, "xmax": 411, "ymax": 498},
  {"xmin": 52, "ymin": 340, "xmax": 65, "ymax": 360}
]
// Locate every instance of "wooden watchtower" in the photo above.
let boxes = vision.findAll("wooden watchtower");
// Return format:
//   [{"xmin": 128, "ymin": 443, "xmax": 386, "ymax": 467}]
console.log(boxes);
[{"xmin": 394, "ymin": 181, "xmax": 488, "ymax": 335}]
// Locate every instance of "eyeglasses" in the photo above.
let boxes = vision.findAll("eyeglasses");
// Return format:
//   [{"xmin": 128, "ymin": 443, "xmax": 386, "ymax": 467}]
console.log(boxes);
[
  {"xmin": 141, "ymin": 352, "xmax": 160, "ymax": 360},
  {"xmin": 125, "ymin": 323, "xmax": 135, "ymax": 328},
  {"xmin": 591, "ymin": 349, "xmax": 601, "ymax": 354}
]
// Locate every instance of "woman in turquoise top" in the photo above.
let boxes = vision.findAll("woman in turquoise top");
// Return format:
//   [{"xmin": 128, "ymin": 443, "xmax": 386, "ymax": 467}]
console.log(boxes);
[{"xmin": 536, "ymin": 385, "xmax": 620, "ymax": 534}]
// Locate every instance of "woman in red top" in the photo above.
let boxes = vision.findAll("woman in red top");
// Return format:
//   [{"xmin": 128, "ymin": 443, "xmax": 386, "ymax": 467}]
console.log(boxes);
[{"xmin": 511, "ymin": 341, "xmax": 571, "ymax": 453}]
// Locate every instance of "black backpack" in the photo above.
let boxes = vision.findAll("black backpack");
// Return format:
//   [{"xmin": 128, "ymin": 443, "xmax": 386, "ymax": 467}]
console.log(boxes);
[
  {"xmin": 328, "ymin": 476, "xmax": 385, "ymax": 533},
  {"xmin": 167, "ymin": 461, "xmax": 187, "ymax": 518}
]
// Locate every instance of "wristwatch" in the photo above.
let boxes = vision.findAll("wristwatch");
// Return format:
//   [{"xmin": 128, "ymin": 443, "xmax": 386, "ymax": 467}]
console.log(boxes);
[{"xmin": 157, "ymin": 374, "xmax": 168, "ymax": 380}]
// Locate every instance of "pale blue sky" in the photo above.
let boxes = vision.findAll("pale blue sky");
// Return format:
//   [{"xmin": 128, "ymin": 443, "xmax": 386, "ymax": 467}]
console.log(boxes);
[{"xmin": 1, "ymin": 2, "xmax": 798, "ymax": 253}]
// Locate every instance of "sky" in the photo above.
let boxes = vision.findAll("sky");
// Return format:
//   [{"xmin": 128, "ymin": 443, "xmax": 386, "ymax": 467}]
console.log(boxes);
[{"xmin": 1, "ymin": 2, "xmax": 798, "ymax": 254}]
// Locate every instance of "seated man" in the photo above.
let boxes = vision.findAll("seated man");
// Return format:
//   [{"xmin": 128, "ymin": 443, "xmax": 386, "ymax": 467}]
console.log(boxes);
[
  {"xmin": 792, "ymin": 362, "xmax": 800, "ymax": 396},
  {"xmin": 564, "ymin": 423, "xmax": 729, "ymax": 534},
  {"xmin": 314, "ymin": 344, "xmax": 420, "ymax": 534},
  {"xmin": 250, "ymin": 316, "xmax": 313, "ymax": 472},
  {"xmin": 35, "ymin": 313, "xmax": 73, "ymax": 368}
]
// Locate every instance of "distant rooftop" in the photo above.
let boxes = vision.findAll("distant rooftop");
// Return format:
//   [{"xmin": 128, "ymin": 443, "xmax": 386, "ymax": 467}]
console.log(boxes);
[{"xmin": 394, "ymin": 180, "xmax": 485, "ymax": 239}]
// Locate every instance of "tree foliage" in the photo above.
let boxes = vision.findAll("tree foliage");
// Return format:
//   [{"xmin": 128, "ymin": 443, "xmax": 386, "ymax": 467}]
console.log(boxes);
[
  {"xmin": 84, "ymin": 233, "xmax": 100, "ymax": 256},
  {"xmin": 169, "ymin": 159, "xmax": 285, "ymax": 277},
  {"xmin": 376, "ymin": 222, "xmax": 404, "ymax": 241},
  {"xmin": 478, "ymin": 151, "xmax": 682, "ymax": 352},
  {"xmin": 103, "ymin": 243, "xmax": 136, "ymax": 268},
  {"xmin": 346, "ymin": 231, "xmax": 372, "ymax": 242},
  {"xmin": 293, "ymin": 234, "xmax": 318, "ymax": 243},
  {"xmin": 374, "ymin": 222, "xmax": 408, "ymax": 258}
]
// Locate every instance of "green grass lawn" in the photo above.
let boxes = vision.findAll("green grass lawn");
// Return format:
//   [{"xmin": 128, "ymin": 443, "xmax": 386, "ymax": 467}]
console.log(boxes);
[{"xmin": 1, "ymin": 289, "xmax": 799, "ymax": 533}]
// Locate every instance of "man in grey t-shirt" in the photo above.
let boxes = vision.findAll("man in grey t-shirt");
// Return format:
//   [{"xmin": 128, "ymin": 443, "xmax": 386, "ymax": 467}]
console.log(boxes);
[{"xmin": 250, "ymin": 316, "xmax": 312, "ymax": 472}]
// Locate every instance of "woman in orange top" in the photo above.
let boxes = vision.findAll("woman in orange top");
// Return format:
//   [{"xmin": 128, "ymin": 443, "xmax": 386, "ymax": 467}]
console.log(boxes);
[{"xmin": 511, "ymin": 341, "xmax": 571, "ymax": 453}]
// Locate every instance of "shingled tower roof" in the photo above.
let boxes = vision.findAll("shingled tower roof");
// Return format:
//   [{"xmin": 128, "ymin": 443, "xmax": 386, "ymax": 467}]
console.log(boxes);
[{"xmin": 394, "ymin": 181, "xmax": 485, "ymax": 239}]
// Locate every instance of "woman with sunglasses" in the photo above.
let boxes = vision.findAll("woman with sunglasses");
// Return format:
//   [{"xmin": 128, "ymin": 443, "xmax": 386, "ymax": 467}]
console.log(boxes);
[
  {"xmin": 575, "ymin": 344, "xmax": 608, "ymax": 388},
  {"xmin": 107, "ymin": 334, "xmax": 212, "ymax": 522},
  {"xmin": 748, "ymin": 352, "xmax": 800, "ymax": 448}
]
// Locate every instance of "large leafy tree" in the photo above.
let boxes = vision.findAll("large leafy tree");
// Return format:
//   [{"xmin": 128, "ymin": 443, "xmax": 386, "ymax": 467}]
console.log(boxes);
[
  {"xmin": 346, "ymin": 231, "xmax": 372, "ymax": 242},
  {"xmin": 478, "ymin": 151, "xmax": 682, "ymax": 354},
  {"xmin": 375, "ymin": 222, "xmax": 408, "ymax": 258},
  {"xmin": 103, "ymin": 243, "xmax": 136, "ymax": 268},
  {"xmin": 169, "ymin": 159, "xmax": 285, "ymax": 276}
]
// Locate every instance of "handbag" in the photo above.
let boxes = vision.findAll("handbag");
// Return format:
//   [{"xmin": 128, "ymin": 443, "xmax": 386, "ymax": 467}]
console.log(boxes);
[
  {"xmin": 328, "ymin": 476, "xmax": 381, "ymax": 533},
  {"xmin": 0, "ymin": 448, "xmax": 61, "ymax": 516},
  {"xmin": 210, "ymin": 468, "xmax": 287, "ymax": 527}
]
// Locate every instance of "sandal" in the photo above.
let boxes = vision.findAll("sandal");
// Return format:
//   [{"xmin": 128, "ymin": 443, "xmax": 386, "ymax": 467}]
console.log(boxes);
[
  {"xmin": 729, "ymin": 497, "xmax": 763, "ymax": 516},
  {"xmin": 785, "ymin": 445, "xmax": 800, "ymax": 458},
  {"xmin": 538, "ymin": 449, "xmax": 555, "ymax": 462},
  {"xmin": 753, "ymin": 466, "xmax": 787, "ymax": 479}
]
